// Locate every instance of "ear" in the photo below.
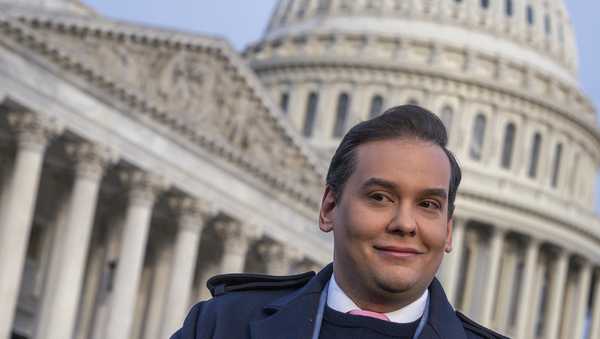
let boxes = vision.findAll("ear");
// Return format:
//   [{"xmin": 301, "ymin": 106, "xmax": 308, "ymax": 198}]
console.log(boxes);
[
  {"xmin": 444, "ymin": 217, "xmax": 453, "ymax": 253},
  {"xmin": 319, "ymin": 185, "xmax": 337, "ymax": 233}
]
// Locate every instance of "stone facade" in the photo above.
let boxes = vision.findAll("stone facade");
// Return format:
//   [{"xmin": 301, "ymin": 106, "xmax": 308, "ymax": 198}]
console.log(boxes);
[{"xmin": 0, "ymin": 1, "xmax": 598, "ymax": 339}]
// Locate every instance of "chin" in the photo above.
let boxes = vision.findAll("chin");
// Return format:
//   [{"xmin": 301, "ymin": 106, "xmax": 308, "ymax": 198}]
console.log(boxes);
[{"xmin": 374, "ymin": 271, "xmax": 420, "ymax": 294}]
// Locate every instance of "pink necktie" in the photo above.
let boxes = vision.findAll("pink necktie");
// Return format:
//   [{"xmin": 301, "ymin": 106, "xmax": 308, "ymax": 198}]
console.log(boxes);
[{"xmin": 347, "ymin": 309, "xmax": 390, "ymax": 321}]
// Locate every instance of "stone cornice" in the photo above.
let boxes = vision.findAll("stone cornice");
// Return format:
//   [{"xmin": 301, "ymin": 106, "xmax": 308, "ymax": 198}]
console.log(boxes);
[
  {"xmin": 250, "ymin": 59, "xmax": 600, "ymax": 162},
  {"xmin": 458, "ymin": 189, "xmax": 600, "ymax": 259},
  {"xmin": 0, "ymin": 13, "xmax": 324, "ymax": 211},
  {"xmin": 246, "ymin": 32, "xmax": 592, "ymax": 113}
]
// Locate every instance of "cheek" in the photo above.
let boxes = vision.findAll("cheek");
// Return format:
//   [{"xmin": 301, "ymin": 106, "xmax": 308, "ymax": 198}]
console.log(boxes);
[{"xmin": 419, "ymin": 221, "xmax": 449, "ymax": 250}]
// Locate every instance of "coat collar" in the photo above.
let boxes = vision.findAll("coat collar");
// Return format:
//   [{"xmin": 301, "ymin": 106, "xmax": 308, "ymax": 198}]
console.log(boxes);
[
  {"xmin": 249, "ymin": 263, "xmax": 468, "ymax": 339},
  {"xmin": 249, "ymin": 264, "xmax": 331, "ymax": 339}
]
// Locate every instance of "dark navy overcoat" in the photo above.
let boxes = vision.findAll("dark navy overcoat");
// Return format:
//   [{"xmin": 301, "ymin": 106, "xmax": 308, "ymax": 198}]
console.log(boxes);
[{"xmin": 170, "ymin": 264, "xmax": 508, "ymax": 339}]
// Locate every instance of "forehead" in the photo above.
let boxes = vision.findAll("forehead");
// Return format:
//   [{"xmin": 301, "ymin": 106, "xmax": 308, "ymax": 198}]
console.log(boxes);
[{"xmin": 352, "ymin": 138, "xmax": 451, "ymax": 188}]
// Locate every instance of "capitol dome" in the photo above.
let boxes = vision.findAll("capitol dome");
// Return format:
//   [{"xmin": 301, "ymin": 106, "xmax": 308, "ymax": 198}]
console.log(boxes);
[{"xmin": 246, "ymin": 1, "xmax": 600, "ymax": 338}]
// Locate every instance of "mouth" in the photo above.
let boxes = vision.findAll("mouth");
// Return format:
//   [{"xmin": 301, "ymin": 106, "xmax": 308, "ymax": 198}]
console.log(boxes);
[{"xmin": 373, "ymin": 245, "xmax": 423, "ymax": 258}]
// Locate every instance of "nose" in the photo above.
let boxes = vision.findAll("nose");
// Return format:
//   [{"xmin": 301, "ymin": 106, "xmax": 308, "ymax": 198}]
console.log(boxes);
[{"xmin": 386, "ymin": 204, "xmax": 417, "ymax": 237}]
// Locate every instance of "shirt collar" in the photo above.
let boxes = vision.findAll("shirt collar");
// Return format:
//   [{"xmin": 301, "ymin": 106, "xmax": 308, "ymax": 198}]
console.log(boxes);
[{"xmin": 326, "ymin": 274, "xmax": 428, "ymax": 323}]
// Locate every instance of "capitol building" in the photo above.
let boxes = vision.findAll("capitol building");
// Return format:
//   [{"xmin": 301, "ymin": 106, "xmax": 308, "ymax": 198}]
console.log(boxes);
[{"xmin": 0, "ymin": 0, "xmax": 598, "ymax": 338}]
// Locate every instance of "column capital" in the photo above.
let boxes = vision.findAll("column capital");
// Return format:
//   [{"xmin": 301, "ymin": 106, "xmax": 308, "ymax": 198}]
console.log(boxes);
[
  {"xmin": 119, "ymin": 169, "xmax": 168, "ymax": 207},
  {"xmin": 66, "ymin": 141, "xmax": 117, "ymax": 181},
  {"xmin": 7, "ymin": 111, "xmax": 62, "ymax": 151},
  {"xmin": 168, "ymin": 196, "xmax": 215, "ymax": 233},
  {"xmin": 215, "ymin": 218, "xmax": 262, "ymax": 249},
  {"xmin": 257, "ymin": 239, "xmax": 302, "ymax": 263}
]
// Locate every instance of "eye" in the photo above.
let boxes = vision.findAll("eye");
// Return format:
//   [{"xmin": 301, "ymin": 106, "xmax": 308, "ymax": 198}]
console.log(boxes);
[
  {"xmin": 369, "ymin": 192, "xmax": 393, "ymax": 203},
  {"xmin": 420, "ymin": 200, "xmax": 441, "ymax": 210}
]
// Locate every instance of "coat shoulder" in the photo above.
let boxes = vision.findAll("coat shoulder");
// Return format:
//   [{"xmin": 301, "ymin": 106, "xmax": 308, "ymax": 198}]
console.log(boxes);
[
  {"xmin": 456, "ymin": 312, "xmax": 511, "ymax": 339},
  {"xmin": 207, "ymin": 270, "xmax": 316, "ymax": 297}
]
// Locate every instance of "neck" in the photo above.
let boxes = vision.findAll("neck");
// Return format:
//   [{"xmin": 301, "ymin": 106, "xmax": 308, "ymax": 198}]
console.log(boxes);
[{"xmin": 332, "ymin": 266, "xmax": 428, "ymax": 313}]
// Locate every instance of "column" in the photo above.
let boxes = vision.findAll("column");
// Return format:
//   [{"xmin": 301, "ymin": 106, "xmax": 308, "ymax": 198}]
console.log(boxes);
[
  {"xmin": 526, "ymin": 257, "xmax": 547, "ymax": 339},
  {"xmin": 514, "ymin": 237, "xmax": 539, "ymax": 339},
  {"xmin": 215, "ymin": 219, "xmax": 261, "ymax": 273},
  {"xmin": 544, "ymin": 249, "xmax": 568, "ymax": 339},
  {"xmin": 589, "ymin": 268, "xmax": 600, "ymax": 339},
  {"xmin": 159, "ymin": 197, "xmax": 212, "ymax": 339},
  {"xmin": 495, "ymin": 248, "xmax": 518, "ymax": 332},
  {"xmin": 572, "ymin": 260, "xmax": 592, "ymax": 339},
  {"xmin": 35, "ymin": 142, "xmax": 112, "ymax": 339},
  {"xmin": 481, "ymin": 228, "xmax": 505, "ymax": 326},
  {"xmin": 105, "ymin": 170, "xmax": 166, "ymax": 339},
  {"xmin": 258, "ymin": 240, "xmax": 302, "ymax": 275},
  {"xmin": 461, "ymin": 232, "xmax": 480, "ymax": 313},
  {"xmin": 0, "ymin": 112, "xmax": 59, "ymax": 339},
  {"xmin": 441, "ymin": 218, "xmax": 466, "ymax": 305}
]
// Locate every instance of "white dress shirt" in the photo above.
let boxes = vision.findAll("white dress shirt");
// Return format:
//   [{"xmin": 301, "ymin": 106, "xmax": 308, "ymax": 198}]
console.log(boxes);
[{"xmin": 326, "ymin": 274, "xmax": 428, "ymax": 323}]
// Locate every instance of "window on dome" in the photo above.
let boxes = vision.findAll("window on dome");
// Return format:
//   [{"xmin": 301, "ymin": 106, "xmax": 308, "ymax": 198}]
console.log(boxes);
[
  {"xmin": 481, "ymin": 0, "xmax": 490, "ymax": 9},
  {"xmin": 369, "ymin": 95, "xmax": 384, "ymax": 119},
  {"xmin": 278, "ymin": 0, "xmax": 294, "ymax": 24},
  {"xmin": 317, "ymin": 0, "xmax": 332, "ymax": 14},
  {"xmin": 407, "ymin": 98, "xmax": 419, "ymax": 105},
  {"xmin": 551, "ymin": 143, "xmax": 562, "ymax": 187},
  {"xmin": 297, "ymin": 0, "xmax": 309, "ymax": 18},
  {"xmin": 528, "ymin": 133, "xmax": 542, "ymax": 178},
  {"xmin": 501, "ymin": 123, "xmax": 516, "ymax": 169},
  {"xmin": 569, "ymin": 153, "xmax": 579, "ymax": 194},
  {"xmin": 505, "ymin": 0, "xmax": 513, "ymax": 16},
  {"xmin": 559, "ymin": 24, "xmax": 565, "ymax": 44},
  {"xmin": 545, "ymin": 14, "xmax": 552, "ymax": 35},
  {"xmin": 440, "ymin": 105, "xmax": 453, "ymax": 138},
  {"xmin": 279, "ymin": 92, "xmax": 290, "ymax": 114},
  {"xmin": 303, "ymin": 92, "xmax": 319, "ymax": 137},
  {"xmin": 527, "ymin": 5, "xmax": 534, "ymax": 26},
  {"xmin": 469, "ymin": 114, "xmax": 486, "ymax": 161},
  {"xmin": 333, "ymin": 93, "xmax": 350, "ymax": 137}
]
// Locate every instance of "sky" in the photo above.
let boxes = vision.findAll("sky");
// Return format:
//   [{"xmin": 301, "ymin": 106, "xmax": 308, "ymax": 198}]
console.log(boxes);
[{"xmin": 81, "ymin": 0, "xmax": 600, "ymax": 209}]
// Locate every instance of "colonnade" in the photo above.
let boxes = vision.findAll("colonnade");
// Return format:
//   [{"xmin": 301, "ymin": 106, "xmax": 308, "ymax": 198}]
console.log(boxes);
[
  {"xmin": 440, "ymin": 218, "xmax": 600, "ymax": 339},
  {"xmin": 0, "ymin": 110, "xmax": 320, "ymax": 339}
]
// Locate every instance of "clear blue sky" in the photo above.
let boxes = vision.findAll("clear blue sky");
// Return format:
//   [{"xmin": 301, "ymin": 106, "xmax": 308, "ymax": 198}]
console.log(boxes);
[{"xmin": 81, "ymin": 0, "xmax": 600, "ymax": 210}]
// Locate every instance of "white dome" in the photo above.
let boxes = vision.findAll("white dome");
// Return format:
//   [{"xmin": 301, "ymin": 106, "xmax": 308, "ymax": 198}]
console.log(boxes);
[{"xmin": 261, "ymin": 0, "xmax": 578, "ymax": 83}]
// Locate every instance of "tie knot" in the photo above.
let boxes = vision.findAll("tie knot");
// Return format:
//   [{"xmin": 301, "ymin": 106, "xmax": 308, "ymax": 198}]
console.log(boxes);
[{"xmin": 347, "ymin": 309, "xmax": 390, "ymax": 321}]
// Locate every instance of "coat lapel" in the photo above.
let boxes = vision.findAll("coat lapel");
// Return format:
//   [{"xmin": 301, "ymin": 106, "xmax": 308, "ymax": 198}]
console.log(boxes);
[
  {"xmin": 249, "ymin": 264, "xmax": 332, "ymax": 339},
  {"xmin": 420, "ymin": 278, "xmax": 468, "ymax": 339}
]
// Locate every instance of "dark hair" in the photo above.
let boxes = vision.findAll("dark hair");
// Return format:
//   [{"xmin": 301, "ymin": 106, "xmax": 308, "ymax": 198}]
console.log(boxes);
[{"xmin": 326, "ymin": 105, "xmax": 462, "ymax": 218}]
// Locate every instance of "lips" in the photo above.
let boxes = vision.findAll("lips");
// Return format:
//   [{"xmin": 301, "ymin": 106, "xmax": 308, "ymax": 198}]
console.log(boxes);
[{"xmin": 373, "ymin": 245, "xmax": 424, "ymax": 258}]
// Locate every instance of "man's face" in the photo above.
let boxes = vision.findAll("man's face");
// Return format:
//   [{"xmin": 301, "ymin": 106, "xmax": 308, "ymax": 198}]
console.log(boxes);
[{"xmin": 320, "ymin": 138, "xmax": 453, "ymax": 309}]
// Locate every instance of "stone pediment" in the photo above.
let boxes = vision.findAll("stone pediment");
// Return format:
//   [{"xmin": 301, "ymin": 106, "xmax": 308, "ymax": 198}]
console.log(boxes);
[{"xmin": 0, "ymin": 13, "xmax": 325, "ymax": 208}]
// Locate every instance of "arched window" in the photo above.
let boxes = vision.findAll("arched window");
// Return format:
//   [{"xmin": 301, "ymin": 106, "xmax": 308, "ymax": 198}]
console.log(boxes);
[
  {"xmin": 481, "ymin": 0, "xmax": 490, "ymax": 9},
  {"xmin": 369, "ymin": 95, "xmax": 384, "ymax": 118},
  {"xmin": 407, "ymin": 98, "xmax": 419, "ymax": 105},
  {"xmin": 441, "ymin": 105, "xmax": 453, "ymax": 137},
  {"xmin": 505, "ymin": 0, "xmax": 513, "ymax": 16},
  {"xmin": 527, "ymin": 5, "xmax": 534, "ymax": 25},
  {"xmin": 545, "ymin": 14, "xmax": 552, "ymax": 35},
  {"xmin": 501, "ymin": 123, "xmax": 516, "ymax": 169},
  {"xmin": 470, "ymin": 114, "xmax": 486, "ymax": 160},
  {"xmin": 303, "ymin": 92, "xmax": 319, "ymax": 137},
  {"xmin": 551, "ymin": 143, "xmax": 563, "ymax": 187},
  {"xmin": 528, "ymin": 133, "xmax": 542, "ymax": 178},
  {"xmin": 279, "ymin": 92, "xmax": 290, "ymax": 113},
  {"xmin": 333, "ymin": 93, "xmax": 350, "ymax": 137}
]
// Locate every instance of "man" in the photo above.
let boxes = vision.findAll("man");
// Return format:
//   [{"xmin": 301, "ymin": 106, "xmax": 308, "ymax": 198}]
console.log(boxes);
[{"xmin": 171, "ymin": 105, "xmax": 509, "ymax": 339}]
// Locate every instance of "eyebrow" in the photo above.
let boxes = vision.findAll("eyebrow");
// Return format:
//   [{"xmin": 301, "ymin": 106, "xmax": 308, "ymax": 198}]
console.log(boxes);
[{"xmin": 362, "ymin": 178, "xmax": 448, "ymax": 199}]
